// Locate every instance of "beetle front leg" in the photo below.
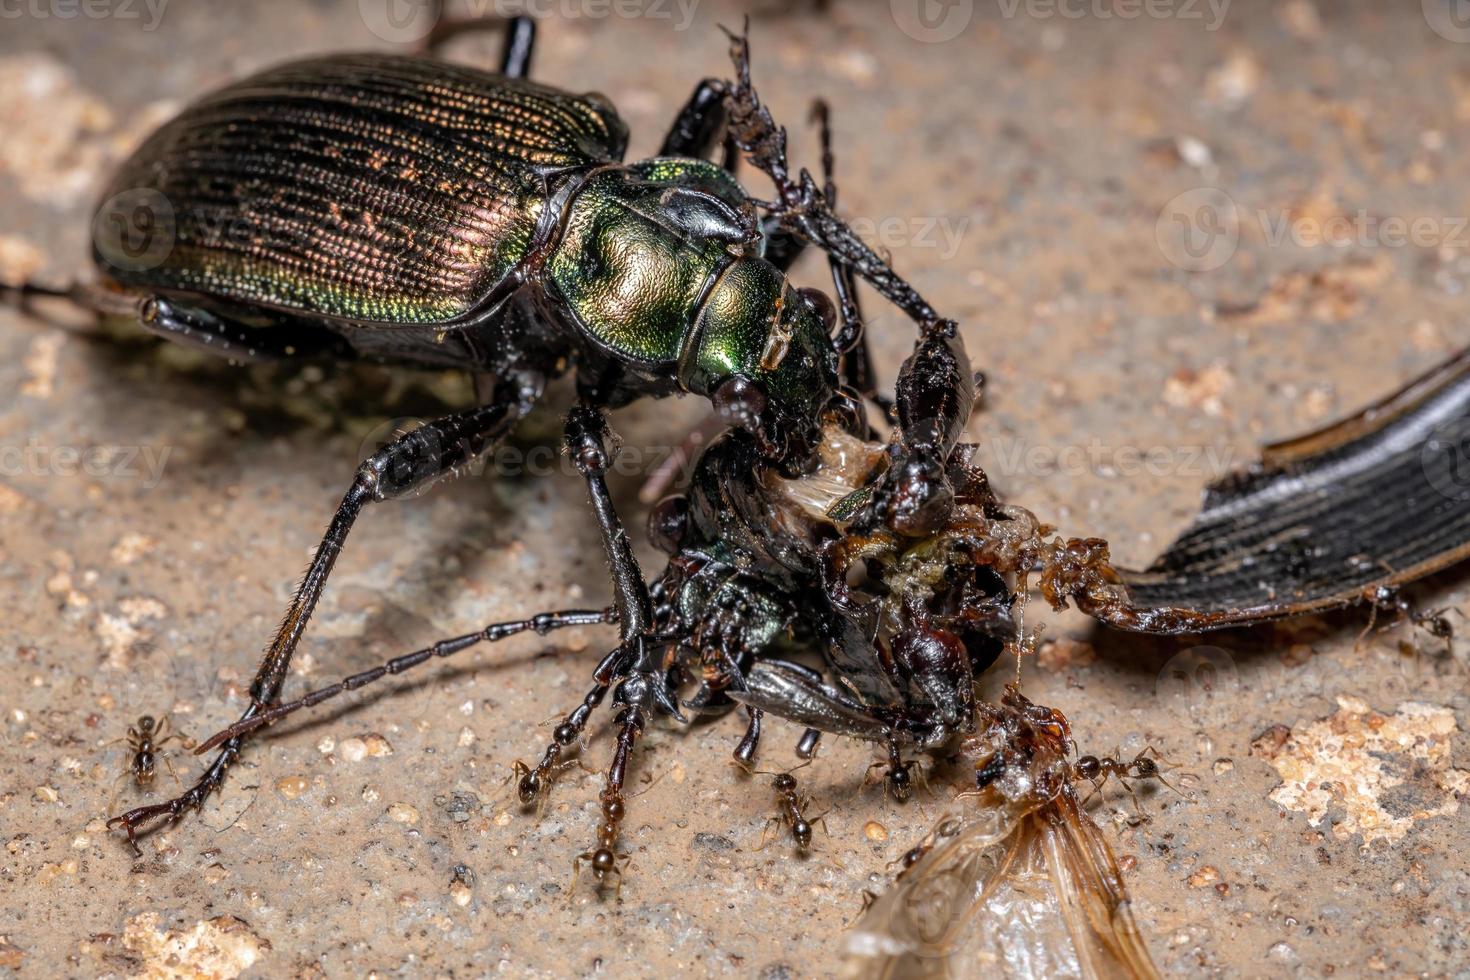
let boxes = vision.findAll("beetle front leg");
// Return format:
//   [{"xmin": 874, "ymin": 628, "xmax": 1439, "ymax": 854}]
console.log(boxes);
[
  {"xmin": 721, "ymin": 26, "xmax": 946, "ymax": 331},
  {"xmin": 660, "ymin": 78, "xmax": 737, "ymax": 170},
  {"xmin": 564, "ymin": 408, "xmax": 679, "ymax": 706},
  {"xmin": 107, "ymin": 384, "xmax": 538, "ymax": 851}
]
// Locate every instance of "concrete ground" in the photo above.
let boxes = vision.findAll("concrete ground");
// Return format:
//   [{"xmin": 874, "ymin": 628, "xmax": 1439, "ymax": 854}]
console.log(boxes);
[{"xmin": 2, "ymin": 0, "xmax": 1468, "ymax": 976}]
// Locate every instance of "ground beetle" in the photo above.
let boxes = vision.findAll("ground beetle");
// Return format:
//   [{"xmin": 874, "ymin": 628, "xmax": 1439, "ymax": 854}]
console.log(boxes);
[{"xmin": 5, "ymin": 13, "xmax": 956, "ymax": 855}]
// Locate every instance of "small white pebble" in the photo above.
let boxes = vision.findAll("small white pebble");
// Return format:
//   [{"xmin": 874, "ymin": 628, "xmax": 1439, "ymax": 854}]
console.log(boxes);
[
  {"xmin": 388, "ymin": 803, "xmax": 419, "ymax": 825},
  {"xmin": 457, "ymin": 727, "xmax": 476, "ymax": 748},
  {"xmin": 316, "ymin": 736, "xmax": 336, "ymax": 755},
  {"xmin": 35, "ymin": 785, "xmax": 58, "ymax": 803},
  {"xmin": 362, "ymin": 734, "xmax": 393, "ymax": 758},
  {"xmin": 340, "ymin": 737, "xmax": 367, "ymax": 762},
  {"xmin": 449, "ymin": 881, "xmax": 472, "ymax": 907}
]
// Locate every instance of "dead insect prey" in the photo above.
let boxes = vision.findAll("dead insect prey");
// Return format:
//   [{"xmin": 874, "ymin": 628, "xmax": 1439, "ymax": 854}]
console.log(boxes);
[{"xmin": 5, "ymin": 10, "xmax": 1469, "ymax": 978}]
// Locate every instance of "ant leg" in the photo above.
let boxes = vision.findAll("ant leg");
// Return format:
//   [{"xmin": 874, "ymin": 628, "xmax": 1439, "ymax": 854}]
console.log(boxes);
[
  {"xmin": 755, "ymin": 816, "xmax": 781, "ymax": 852},
  {"xmin": 109, "ymin": 383, "xmax": 540, "ymax": 852},
  {"xmin": 104, "ymin": 772, "xmax": 133, "ymax": 835}
]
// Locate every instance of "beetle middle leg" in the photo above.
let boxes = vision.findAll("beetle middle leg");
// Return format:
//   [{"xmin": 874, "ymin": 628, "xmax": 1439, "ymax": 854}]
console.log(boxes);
[
  {"xmin": 107, "ymin": 379, "xmax": 541, "ymax": 851},
  {"xmin": 563, "ymin": 406, "xmax": 686, "ymax": 888}
]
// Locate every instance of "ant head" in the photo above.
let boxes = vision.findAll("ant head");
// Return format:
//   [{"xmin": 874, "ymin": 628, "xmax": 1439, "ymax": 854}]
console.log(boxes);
[
  {"xmin": 1132, "ymin": 756, "xmax": 1160, "ymax": 778},
  {"xmin": 137, "ymin": 715, "xmax": 157, "ymax": 733},
  {"xmin": 773, "ymin": 773, "xmax": 797, "ymax": 793},
  {"xmin": 1075, "ymin": 755, "xmax": 1101, "ymax": 780}
]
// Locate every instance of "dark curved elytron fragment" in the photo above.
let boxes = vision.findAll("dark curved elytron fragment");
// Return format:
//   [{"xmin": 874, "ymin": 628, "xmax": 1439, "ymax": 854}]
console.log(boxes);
[{"xmin": 1081, "ymin": 347, "xmax": 1470, "ymax": 633}]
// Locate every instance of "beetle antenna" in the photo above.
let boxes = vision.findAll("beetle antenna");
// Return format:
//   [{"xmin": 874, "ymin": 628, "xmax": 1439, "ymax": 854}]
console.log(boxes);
[
  {"xmin": 193, "ymin": 607, "xmax": 615, "ymax": 753},
  {"xmin": 720, "ymin": 24, "xmax": 946, "ymax": 332}
]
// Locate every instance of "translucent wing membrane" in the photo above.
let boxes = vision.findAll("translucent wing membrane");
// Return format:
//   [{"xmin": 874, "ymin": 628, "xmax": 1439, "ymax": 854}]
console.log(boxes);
[{"xmin": 844, "ymin": 691, "xmax": 1160, "ymax": 979}]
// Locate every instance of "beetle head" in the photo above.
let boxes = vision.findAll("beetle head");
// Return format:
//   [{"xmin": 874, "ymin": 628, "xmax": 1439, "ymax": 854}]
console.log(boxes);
[{"xmin": 686, "ymin": 257, "xmax": 839, "ymax": 462}]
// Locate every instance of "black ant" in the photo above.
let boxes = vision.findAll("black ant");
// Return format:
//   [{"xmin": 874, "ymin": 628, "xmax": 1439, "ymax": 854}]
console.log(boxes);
[
  {"xmin": 1410, "ymin": 607, "xmax": 1459, "ymax": 658},
  {"xmin": 861, "ymin": 736, "xmax": 924, "ymax": 802},
  {"xmin": 1358, "ymin": 583, "xmax": 1464, "ymax": 663},
  {"xmin": 1072, "ymin": 746, "xmax": 1183, "ymax": 818}
]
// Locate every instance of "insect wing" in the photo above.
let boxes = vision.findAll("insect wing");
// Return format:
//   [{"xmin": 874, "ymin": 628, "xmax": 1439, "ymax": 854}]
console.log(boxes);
[
  {"xmin": 1082, "ymin": 347, "xmax": 1470, "ymax": 633},
  {"xmin": 844, "ymin": 790, "xmax": 1159, "ymax": 980}
]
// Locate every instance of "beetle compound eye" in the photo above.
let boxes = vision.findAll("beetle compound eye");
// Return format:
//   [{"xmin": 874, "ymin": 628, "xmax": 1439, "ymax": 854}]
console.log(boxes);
[
  {"xmin": 712, "ymin": 375, "xmax": 769, "ymax": 433},
  {"xmin": 648, "ymin": 495, "xmax": 690, "ymax": 555},
  {"xmin": 797, "ymin": 286, "xmax": 837, "ymax": 336}
]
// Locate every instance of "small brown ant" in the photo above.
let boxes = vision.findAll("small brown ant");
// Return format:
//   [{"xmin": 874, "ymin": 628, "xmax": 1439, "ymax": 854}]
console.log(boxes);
[
  {"xmin": 1072, "ymin": 746, "xmax": 1182, "ymax": 818},
  {"xmin": 572, "ymin": 793, "xmax": 631, "ymax": 899},
  {"xmin": 119, "ymin": 715, "xmax": 188, "ymax": 788},
  {"xmin": 755, "ymin": 764, "xmax": 827, "ymax": 852},
  {"xmin": 107, "ymin": 714, "xmax": 190, "ymax": 852}
]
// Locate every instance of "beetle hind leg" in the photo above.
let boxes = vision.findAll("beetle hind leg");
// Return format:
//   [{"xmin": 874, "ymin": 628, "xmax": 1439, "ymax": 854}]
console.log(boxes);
[{"xmin": 107, "ymin": 379, "xmax": 541, "ymax": 853}]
